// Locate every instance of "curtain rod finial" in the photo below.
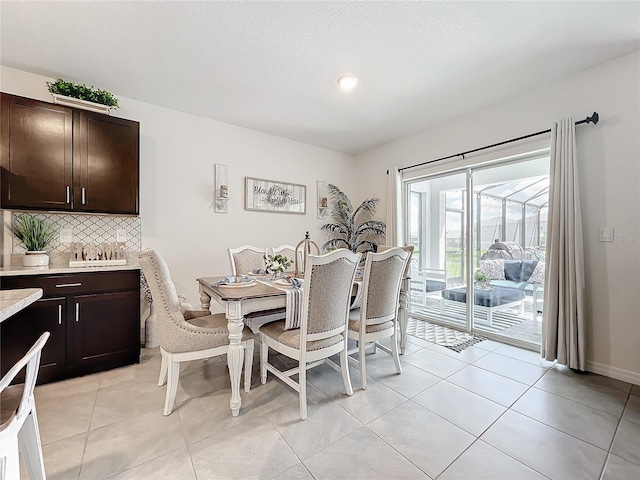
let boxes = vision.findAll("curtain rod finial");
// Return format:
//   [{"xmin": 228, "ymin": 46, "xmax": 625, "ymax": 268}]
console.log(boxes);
[{"xmin": 588, "ymin": 112, "xmax": 599, "ymax": 125}]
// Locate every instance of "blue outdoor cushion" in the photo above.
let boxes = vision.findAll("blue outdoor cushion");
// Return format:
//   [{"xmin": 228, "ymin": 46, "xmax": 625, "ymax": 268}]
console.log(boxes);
[
  {"xmin": 503, "ymin": 260, "xmax": 538, "ymax": 282},
  {"xmin": 490, "ymin": 279, "xmax": 535, "ymax": 296}
]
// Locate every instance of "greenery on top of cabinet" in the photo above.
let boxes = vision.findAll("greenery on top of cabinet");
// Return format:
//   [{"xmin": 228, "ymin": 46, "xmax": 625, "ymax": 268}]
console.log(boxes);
[{"xmin": 46, "ymin": 78, "xmax": 119, "ymax": 108}]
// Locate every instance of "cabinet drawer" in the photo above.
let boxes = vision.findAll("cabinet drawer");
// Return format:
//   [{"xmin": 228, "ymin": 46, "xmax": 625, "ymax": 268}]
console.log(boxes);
[{"xmin": 1, "ymin": 270, "xmax": 140, "ymax": 296}]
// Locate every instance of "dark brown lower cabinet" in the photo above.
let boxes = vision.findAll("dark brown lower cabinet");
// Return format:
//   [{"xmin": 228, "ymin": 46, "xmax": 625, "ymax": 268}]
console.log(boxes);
[
  {"xmin": 0, "ymin": 270, "xmax": 140, "ymax": 385},
  {"xmin": 73, "ymin": 290, "xmax": 139, "ymax": 373},
  {"xmin": 0, "ymin": 297, "xmax": 66, "ymax": 384}
]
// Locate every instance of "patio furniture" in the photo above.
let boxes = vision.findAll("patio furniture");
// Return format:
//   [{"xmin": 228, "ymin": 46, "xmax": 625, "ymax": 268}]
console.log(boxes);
[{"xmin": 440, "ymin": 285, "xmax": 526, "ymax": 325}]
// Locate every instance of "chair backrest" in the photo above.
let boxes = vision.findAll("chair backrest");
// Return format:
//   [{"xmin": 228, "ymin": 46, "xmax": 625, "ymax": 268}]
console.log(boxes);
[
  {"xmin": 228, "ymin": 245, "xmax": 268, "ymax": 275},
  {"xmin": 300, "ymin": 249, "xmax": 361, "ymax": 343},
  {"xmin": 377, "ymin": 245, "xmax": 414, "ymax": 277},
  {"xmin": 360, "ymin": 248, "xmax": 411, "ymax": 326},
  {"xmin": 0, "ymin": 331, "xmax": 49, "ymax": 422},
  {"xmin": 271, "ymin": 245, "xmax": 300, "ymax": 272},
  {"xmin": 138, "ymin": 249, "xmax": 219, "ymax": 353}
]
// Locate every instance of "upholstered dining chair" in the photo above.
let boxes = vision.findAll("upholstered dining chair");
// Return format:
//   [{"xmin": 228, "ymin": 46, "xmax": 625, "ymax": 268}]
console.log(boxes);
[
  {"xmin": 138, "ymin": 250, "xmax": 255, "ymax": 415},
  {"xmin": 348, "ymin": 247, "xmax": 410, "ymax": 389},
  {"xmin": 259, "ymin": 249, "xmax": 361, "ymax": 420},
  {"xmin": 377, "ymin": 245, "xmax": 415, "ymax": 355},
  {"xmin": 0, "ymin": 331, "xmax": 49, "ymax": 480},
  {"xmin": 228, "ymin": 245, "xmax": 269, "ymax": 275}
]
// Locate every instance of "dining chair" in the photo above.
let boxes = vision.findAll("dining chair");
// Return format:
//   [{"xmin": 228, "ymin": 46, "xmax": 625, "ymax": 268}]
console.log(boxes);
[
  {"xmin": 228, "ymin": 245, "xmax": 269, "ymax": 275},
  {"xmin": 377, "ymin": 245, "xmax": 415, "ymax": 355},
  {"xmin": 0, "ymin": 331, "xmax": 49, "ymax": 480},
  {"xmin": 138, "ymin": 250, "xmax": 255, "ymax": 415},
  {"xmin": 259, "ymin": 249, "xmax": 361, "ymax": 420},
  {"xmin": 271, "ymin": 244, "xmax": 300, "ymax": 272},
  {"xmin": 348, "ymin": 247, "xmax": 410, "ymax": 389}
]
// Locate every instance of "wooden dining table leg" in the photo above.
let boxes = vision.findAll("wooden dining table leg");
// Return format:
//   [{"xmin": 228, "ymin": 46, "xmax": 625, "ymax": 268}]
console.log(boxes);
[
  {"xmin": 225, "ymin": 300, "xmax": 244, "ymax": 416},
  {"xmin": 199, "ymin": 290, "xmax": 212, "ymax": 312}
]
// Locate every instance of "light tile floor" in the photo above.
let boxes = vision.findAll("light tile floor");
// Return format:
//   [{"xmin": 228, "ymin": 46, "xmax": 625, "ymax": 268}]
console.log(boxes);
[{"xmin": 20, "ymin": 335, "xmax": 640, "ymax": 480}]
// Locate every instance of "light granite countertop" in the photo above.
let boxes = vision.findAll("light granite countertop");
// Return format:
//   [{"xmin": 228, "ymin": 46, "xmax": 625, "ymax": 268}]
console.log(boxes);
[
  {"xmin": 0, "ymin": 288, "xmax": 43, "ymax": 322},
  {"xmin": 0, "ymin": 252, "xmax": 140, "ymax": 277}
]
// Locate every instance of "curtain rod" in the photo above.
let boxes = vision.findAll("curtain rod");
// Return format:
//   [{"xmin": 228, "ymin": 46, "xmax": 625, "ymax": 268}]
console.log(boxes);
[{"xmin": 390, "ymin": 112, "xmax": 599, "ymax": 174}]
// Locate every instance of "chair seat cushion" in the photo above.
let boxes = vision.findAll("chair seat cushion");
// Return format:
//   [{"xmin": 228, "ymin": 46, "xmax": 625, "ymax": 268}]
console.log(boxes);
[
  {"xmin": 348, "ymin": 317, "xmax": 394, "ymax": 333},
  {"xmin": 260, "ymin": 321, "xmax": 343, "ymax": 351},
  {"xmin": 187, "ymin": 313, "xmax": 254, "ymax": 341},
  {"xmin": 245, "ymin": 307, "xmax": 286, "ymax": 319}
]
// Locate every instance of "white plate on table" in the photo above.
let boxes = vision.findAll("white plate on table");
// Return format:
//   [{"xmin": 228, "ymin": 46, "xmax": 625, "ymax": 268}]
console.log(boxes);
[
  {"xmin": 217, "ymin": 280, "xmax": 257, "ymax": 288},
  {"xmin": 247, "ymin": 272, "xmax": 269, "ymax": 277},
  {"xmin": 274, "ymin": 279, "xmax": 293, "ymax": 287}
]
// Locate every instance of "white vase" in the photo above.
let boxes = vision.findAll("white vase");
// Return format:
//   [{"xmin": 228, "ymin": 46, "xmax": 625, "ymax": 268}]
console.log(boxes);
[{"xmin": 23, "ymin": 251, "xmax": 49, "ymax": 267}]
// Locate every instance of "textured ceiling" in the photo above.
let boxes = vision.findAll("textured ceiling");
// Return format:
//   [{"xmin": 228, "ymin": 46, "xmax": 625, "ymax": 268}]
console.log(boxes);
[{"xmin": 1, "ymin": 1, "xmax": 638, "ymax": 154}]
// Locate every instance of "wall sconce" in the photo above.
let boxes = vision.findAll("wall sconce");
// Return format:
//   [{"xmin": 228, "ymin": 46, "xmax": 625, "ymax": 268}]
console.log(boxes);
[
  {"xmin": 214, "ymin": 164, "xmax": 229, "ymax": 214},
  {"xmin": 317, "ymin": 180, "xmax": 328, "ymax": 219}
]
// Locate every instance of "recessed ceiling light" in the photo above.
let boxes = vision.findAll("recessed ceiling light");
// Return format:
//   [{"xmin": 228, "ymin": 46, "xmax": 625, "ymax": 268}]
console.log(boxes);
[{"xmin": 337, "ymin": 74, "xmax": 358, "ymax": 91}]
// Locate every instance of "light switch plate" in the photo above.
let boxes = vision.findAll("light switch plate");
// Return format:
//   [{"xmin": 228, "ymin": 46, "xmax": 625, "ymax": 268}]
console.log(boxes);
[
  {"xmin": 116, "ymin": 229, "xmax": 128, "ymax": 242},
  {"xmin": 59, "ymin": 228, "xmax": 73, "ymax": 244},
  {"xmin": 600, "ymin": 226, "xmax": 614, "ymax": 242}
]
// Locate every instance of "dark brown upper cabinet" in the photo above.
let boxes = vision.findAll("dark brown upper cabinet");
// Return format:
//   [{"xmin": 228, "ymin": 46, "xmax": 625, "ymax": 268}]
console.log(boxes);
[
  {"xmin": 74, "ymin": 111, "xmax": 139, "ymax": 214},
  {"xmin": 1, "ymin": 93, "xmax": 139, "ymax": 215},
  {"xmin": 0, "ymin": 94, "xmax": 74, "ymax": 211}
]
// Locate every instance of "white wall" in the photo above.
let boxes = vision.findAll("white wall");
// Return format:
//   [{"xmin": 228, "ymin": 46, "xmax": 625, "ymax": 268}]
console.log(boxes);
[
  {"xmin": 1, "ymin": 66, "xmax": 356, "ymax": 309},
  {"xmin": 354, "ymin": 51, "xmax": 640, "ymax": 383}
]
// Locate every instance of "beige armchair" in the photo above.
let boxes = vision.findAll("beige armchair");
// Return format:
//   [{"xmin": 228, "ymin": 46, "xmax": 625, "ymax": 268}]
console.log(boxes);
[{"xmin": 138, "ymin": 250, "xmax": 255, "ymax": 415}]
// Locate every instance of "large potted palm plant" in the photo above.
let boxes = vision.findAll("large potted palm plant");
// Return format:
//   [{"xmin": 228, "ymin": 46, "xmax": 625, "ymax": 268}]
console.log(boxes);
[{"xmin": 320, "ymin": 184, "xmax": 385, "ymax": 255}]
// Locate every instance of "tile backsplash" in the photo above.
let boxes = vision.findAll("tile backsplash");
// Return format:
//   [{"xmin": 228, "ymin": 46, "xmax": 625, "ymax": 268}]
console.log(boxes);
[{"xmin": 9, "ymin": 212, "xmax": 141, "ymax": 253}]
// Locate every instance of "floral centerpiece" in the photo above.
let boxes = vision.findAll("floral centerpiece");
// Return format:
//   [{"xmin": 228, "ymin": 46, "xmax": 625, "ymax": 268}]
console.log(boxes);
[{"xmin": 263, "ymin": 254, "xmax": 293, "ymax": 279}]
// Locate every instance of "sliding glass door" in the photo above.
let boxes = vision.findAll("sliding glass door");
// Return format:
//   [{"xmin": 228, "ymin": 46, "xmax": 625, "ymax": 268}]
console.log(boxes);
[
  {"xmin": 407, "ymin": 154, "xmax": 549, "ymax": 347},
  {"xmin": 407, "ymin": 172, "xmax": 468, "ymax": 331}
]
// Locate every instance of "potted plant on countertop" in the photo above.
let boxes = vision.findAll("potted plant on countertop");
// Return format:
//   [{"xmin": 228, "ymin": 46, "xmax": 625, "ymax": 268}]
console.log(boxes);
[
  {"xmin": 46, "ymin": 78, "xmax": 119, "ymax": 114},
  {"xmin": 5, "ymin": 215, "xmax": 57, "ymax": 267},
  {"xmin": 320, "ymin": 184, "xmax": 386, "ymax": 257}
]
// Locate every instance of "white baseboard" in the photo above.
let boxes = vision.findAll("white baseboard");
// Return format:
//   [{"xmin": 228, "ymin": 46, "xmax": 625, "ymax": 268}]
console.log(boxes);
[{"xmin": 586, "ymin": 360, "xmax": 640, "ymax": 386}]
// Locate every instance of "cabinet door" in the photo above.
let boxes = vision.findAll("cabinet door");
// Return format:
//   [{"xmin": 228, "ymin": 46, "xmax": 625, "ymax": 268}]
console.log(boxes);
[
  {"xmin": 0, "ymin": 93, "xmax": 73, "ymax": 210},
  {"xmin": 0, "ymin": 297, "xmax": 67, "ymax": 385},
  {"xmin": 75, "ymin": 111, "xmax": 139, "ymax": 214},
  {"xmin": 72, "ymin": 290, "xmax": 140, "ymax": 374}
]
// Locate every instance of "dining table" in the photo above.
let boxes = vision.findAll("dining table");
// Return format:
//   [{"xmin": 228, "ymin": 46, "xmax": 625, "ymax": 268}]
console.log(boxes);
[
  {"xmin": 197, "ymin": 276, "xmax": 286, "ymax": 416},
  {"xmin": 196, "ymin": 273, "xmax": 410, "ymax": 416}
]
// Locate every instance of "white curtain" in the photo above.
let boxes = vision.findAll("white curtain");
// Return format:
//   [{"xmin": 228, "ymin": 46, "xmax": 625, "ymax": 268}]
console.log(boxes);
[
  {"xmin": 386, "ymin": 167, "xmax": 403, "ymax": 247},
  {"xmin": 541, "ymin": 117, "xmax": 586, "ymax": 370}
]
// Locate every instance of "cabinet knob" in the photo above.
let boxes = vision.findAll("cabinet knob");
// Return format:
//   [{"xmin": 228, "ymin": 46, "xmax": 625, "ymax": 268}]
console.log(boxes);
[
  {"xmin": 82, "ymin": 187, "xmax": 86, "ymax": 205},
  {"xmin": 66, "ymin": 186, "xmax": 70, "ymax": 204}
]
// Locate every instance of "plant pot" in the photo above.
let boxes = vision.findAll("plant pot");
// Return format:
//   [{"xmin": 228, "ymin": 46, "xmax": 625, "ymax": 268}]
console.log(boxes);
[
  {"xmin": 51, "ymin": 94, "xmax": 112, "ymax": 115},
  {"xmin": 23, "ymin": 251, "xmax": 49, "ymax": 267}
]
